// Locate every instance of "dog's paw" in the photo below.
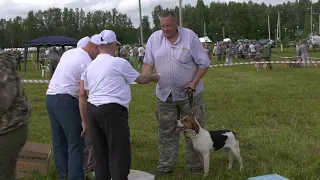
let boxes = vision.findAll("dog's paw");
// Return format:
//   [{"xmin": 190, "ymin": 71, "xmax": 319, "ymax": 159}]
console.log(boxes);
[
  {"xmin": 227, "ymin": 166, "xmax": 232, "ymax": 170},
  {"xmin": 203, "ymin": 172, "xmax": 209, "ymax": 177}
]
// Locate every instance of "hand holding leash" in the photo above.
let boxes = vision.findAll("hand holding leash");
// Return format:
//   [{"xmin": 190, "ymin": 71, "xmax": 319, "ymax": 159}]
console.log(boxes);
[{"xmin": 185, "ymin": 87, "xmax": 196, "ymax": 116}]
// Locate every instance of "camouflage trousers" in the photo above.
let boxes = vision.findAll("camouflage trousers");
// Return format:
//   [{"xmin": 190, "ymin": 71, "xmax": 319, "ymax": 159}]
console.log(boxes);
[
  {"xmin": 155, "ymin": 93, "xmax": 205, "ymax": 172},
  {"xmin": 0, "ymin": 124, "xmax": 28, "ymax": 180}
]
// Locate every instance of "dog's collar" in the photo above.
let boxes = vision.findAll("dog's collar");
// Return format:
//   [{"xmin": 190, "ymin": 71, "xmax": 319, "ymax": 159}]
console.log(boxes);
[{"xmin": 186, "ymin": 130, "xmax": 198, "ymax": 139}]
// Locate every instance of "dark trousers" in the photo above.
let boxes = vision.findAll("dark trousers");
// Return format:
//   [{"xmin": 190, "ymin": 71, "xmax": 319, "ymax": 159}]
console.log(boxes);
[
  {"xmin": 87, "ymin": 103, "xmax": 131, "ymax": 180},
  {"xmin": 46, "ymin": 94, "xmax": 85, "ymax": 180},
  {"xmin": 83, "ymin": 135, "xmax": 94, "ymax": 172},
  {"xmin": 0, "ymin": 124, "xmax": 28, "ymax": 180}
]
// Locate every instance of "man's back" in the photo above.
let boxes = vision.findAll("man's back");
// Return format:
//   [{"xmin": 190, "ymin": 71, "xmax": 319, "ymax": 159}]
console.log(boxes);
[
  {"xmin": 0, "ymin": 52, "xmax": 30, "ymax": 135},
  {"xmin": 46, "ymin": 48, "xmax": 91, "ymax": 98},
  {"xmin": 298, "ymin": 44, "xmax": 309, "ymax": 56},
  {"xmin": 84, "ymin": 54, "xmax": 139, "ymax": 109},
  {"xmin": 48, "ymin": 50, "xmax": 59, "ymax": 60},
  {"xmin": 260, "ymin": 45, "xmax": 271, "ymax": 58},
  {"xmin": 216, "ymin": 46, "xmax": 222, "ymax": 54}
]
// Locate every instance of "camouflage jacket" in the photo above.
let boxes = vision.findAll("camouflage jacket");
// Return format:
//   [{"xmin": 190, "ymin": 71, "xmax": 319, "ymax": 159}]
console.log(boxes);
[
  {"xmin": 260, "ymin": 45, "xmax": 271, "ymax": 58},
  {"xmin": 0, "ymin": 52, "xmax": 30, "ymax": 135}
]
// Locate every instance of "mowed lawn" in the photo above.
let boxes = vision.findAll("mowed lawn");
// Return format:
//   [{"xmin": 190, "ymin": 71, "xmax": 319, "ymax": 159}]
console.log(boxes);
[{"xmin": 20, "ymin": 48, "xmax": 320, "ymax": 180}]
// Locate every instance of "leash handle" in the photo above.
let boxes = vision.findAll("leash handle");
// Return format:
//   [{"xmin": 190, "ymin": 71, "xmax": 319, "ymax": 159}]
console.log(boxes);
[{"xmin": 186, "ymin": 88, "xmax": 195, "ymax": 116}]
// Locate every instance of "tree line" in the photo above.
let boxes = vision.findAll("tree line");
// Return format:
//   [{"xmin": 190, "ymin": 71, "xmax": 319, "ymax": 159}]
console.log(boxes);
[{"xmin": 0, "ymin": 0, "xmax": 318, "ymax": 48}]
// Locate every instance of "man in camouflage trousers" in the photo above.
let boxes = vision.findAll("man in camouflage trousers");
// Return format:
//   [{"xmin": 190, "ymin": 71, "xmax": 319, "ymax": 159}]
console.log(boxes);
[
  {"xmin": 0, "ymin": 51, "xmax": 30, "ymax": 180},
  {"xmin": 260, "ymin": 42, "xmax": 272, "ymax": 70},
  {"xmin": 142, "ymin": 11, "xmax": 210, "ymax": 177}
]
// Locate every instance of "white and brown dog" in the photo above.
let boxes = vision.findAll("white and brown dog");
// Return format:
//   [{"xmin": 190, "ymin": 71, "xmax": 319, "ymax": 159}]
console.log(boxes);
[{"xmin": 176, "ymin": 115, "xmax": 243, "ymax": 176}]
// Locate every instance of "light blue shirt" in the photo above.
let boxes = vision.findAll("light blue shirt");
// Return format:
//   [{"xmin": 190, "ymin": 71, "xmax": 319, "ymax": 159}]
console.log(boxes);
[{"xmin": 144, "ymin": 27, "xmax": 210, "ymax": 102}]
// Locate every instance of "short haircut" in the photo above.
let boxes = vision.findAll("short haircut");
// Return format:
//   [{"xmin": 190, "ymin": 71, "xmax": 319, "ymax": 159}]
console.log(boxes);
[{"xmin": 161, "ymin": 11, "xmax": 177, "ymax": 18}]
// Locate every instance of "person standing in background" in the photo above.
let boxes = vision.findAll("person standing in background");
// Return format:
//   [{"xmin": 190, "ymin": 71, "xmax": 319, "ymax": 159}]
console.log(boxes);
[
  {"xmin": 129, "ymin": 47, "xmax": 134, "ymax": 62},
  {"xmin": 260, "ymin": 42, "xmax": 273, "ymax": 70},
  {"xmin": 297, "ymin": 40, "xmax": 310, "ymax": 67},
  {"xmin": 0, "ymin": 51, "xmax": 30, "ymax": 180},
  {"xmin": 48, "ymin": 47, "xmax": 60, "ymax": 77},
  {"xmin": 137, "ymin": 44, "xmax": 145, "ymax": 68},
  {"xmin": 225, "ymin": 45, "xmax": 232, "ymax": 65}
]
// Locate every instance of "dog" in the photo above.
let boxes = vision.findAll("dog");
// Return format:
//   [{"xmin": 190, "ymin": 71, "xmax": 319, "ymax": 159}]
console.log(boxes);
[
  {"xmin": 254, "ymin": 60, "xmax": 270, "ymax": 71},
  {"xmin": 176, "ymin": 115, "xmax": 243, "ymax": 176},
  {"xmin": 286, "ymin": 58, "xmax": 301, "ymax": 68}
]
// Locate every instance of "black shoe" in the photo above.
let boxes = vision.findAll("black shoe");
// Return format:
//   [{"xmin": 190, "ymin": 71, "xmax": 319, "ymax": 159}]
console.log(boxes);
[{"xmin": 154, "ymin": 170, "xmax": 172, "ymax": 177}]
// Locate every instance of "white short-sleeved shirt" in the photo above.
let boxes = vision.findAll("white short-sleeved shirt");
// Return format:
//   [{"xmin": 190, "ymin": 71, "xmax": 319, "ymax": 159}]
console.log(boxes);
[
  {"xmin": 138, "ymin": 47, "xmax": 144, "ymax": 57},
  {"xmin": 249, "ymin": 44, "xmax": 256, "ymax": 53},
  {"xmin": 46, "ymin": 48, "xmax": 91, "ymax": 98},
  {"xmin": 130, "ymin": 49, "xmax": 133, "ymax": 57},
  {"xmin": 82, "ymin": 54, "xmax": 140, "ymax": 109}
]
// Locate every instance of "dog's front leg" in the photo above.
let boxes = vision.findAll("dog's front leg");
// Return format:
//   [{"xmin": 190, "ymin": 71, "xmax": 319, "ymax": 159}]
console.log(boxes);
[
  {"xmin": 202, "ymin": 152, "xmax": 210, "ymax": 177},
  {"xmin": 199, "ymin": 153, "xmax": 204, "ymax": 166}
]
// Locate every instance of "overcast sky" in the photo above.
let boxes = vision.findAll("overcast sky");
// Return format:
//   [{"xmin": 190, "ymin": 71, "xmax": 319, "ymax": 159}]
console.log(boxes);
[{"xmin": 0, "ymin": 0, "xmax": 315, "ymax": 27}]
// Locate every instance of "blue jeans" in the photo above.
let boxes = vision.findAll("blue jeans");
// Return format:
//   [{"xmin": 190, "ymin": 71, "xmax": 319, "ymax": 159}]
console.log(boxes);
[{"xmin": 46, "ymin": 94, "xmax": 84, "ymax": 180}]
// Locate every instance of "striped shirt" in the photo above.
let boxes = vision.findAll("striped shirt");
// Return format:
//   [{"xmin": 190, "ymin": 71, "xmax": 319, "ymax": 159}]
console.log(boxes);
[{"xmin": 144, "ymin": 27, "xmax": 210, "ymax": 102}]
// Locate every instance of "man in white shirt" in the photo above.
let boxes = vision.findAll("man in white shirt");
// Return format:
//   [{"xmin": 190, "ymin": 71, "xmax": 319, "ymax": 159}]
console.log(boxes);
[
  {"xmin": 129, "ymin": 47, "xmax": 134, "ymax": 62},
  {"xmin": 137, "ymin": 44, "xmax": 145, "ymax": 68},
  {"xmin": 79, "ymin": 30, "xmax": 159, "ymax": 180},
  {"xmin": 45, "ymin": 35, "xmax": 100, "ymax": 180},
  {"xmin": 78, "ymin": 35, "xmax": 100, "ymax": 175},
  {"xmin": 249, "ymin": 43, "xmax": 256, "ymax": 60},
  {"xmin": 47, "ymin": 47, "xmax": 60, "ymax": 77}
]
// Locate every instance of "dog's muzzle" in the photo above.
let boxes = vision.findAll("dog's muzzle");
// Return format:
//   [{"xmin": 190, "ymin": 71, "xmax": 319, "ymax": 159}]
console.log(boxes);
[{"xmin": 175, "ymin": 120, "xmax": 186, "ymax": 132}]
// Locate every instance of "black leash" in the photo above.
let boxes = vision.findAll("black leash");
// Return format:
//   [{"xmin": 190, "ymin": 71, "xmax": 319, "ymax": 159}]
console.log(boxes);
[{"xmin": 185, "ymin": 88, "xmax": 196, "ymax": 116}]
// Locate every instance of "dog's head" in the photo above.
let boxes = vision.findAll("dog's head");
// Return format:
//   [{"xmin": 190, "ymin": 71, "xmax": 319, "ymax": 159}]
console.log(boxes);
[{"xmin": 176, "ymin": 115, "xmax": 199, "ymax": 133}]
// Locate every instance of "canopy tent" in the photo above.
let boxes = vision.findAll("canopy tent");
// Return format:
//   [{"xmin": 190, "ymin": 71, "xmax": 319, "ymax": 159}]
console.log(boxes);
[
  {"xmin": 223, "ymin": 38, "xmax": 232, "ymax": 42},
  {"xmin": 199, "ymin": 36, "xmax": 212, "ymax": 43},
  {"xmin": 23, "ymin": 35, "xmax": 78, "ymax": 78}
]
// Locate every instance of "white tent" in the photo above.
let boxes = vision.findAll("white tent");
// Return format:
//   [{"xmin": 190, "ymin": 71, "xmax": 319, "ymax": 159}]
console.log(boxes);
[
  {"xmin": 199, "ymin": 36, "xmax": 212, "ymax": 43},
  {"xmin": 223, "ymin": 38, "xmax": 232, "ymax": 42}
]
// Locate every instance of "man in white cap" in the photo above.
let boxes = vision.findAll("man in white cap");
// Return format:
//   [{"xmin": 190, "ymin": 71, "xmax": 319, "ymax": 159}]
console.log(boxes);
[
  {"xmin": 77, "ymin": 36, "xmax": 90, "ymax": 48},
  {"xmin": 79, "ymin": 30, "xmax": 160, "ymax": 180},
  {"xmin": 77, "ymin": 35, "xmax": 99, "ymax": 176},
  {"xmin": 45, "ymin": 34, "xmax": 100, "ymax": 180}
]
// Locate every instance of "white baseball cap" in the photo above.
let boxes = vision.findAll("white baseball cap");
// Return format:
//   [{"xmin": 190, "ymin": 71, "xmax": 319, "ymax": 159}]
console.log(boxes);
[
  {"xmin": 77, "ymin": 36, "xmax": 90, "ymax": 48},
  {"xmin": 99, "ymin": 30, "xmax": 121, "ymax": 45},
  {"xmin": 90, "ymin": 34, "xmax": 101, "ymax": 45}
]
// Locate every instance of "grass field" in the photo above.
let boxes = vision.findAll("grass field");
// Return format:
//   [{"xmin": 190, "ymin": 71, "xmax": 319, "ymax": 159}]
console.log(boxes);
[{"xmin": 19, "ymin": 48, "xmax": 320, "ymax": 180}]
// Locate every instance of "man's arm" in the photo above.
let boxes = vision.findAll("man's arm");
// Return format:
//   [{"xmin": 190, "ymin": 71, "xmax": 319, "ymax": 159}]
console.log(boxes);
[
  {"xmin": 122, "ymin": 60, "xmax": 159, "ymax": 84},
  {"xmin": 142, "ymin": 36, "xmax": 155, "ymax": 74},
  {"xmin": 189, "ymin": 33, "xmax": 211, "ymax": 86},
  {"xmin": 0, "ymin": 54, "xmax": 15, "ymax": 113},
  {"xmin": 142, "ymin": 64, "xmax": 153, "ymax": 74},
  {"xmin": 192, "ymin": 67, "xmax": 209, "ymax": 86},
  {"xmin": 135, "ymin": 73, "xmax": 159, "ymax": 84},
  {"xmin": 79, "ymin": 80, "xmax": 88, "ymax": 137}
]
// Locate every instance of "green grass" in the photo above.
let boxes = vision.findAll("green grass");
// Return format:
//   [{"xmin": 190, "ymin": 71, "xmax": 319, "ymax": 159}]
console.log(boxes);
[{"xmin": 19, "ymin": 48, "xmax": 320, "ymax": 180}]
